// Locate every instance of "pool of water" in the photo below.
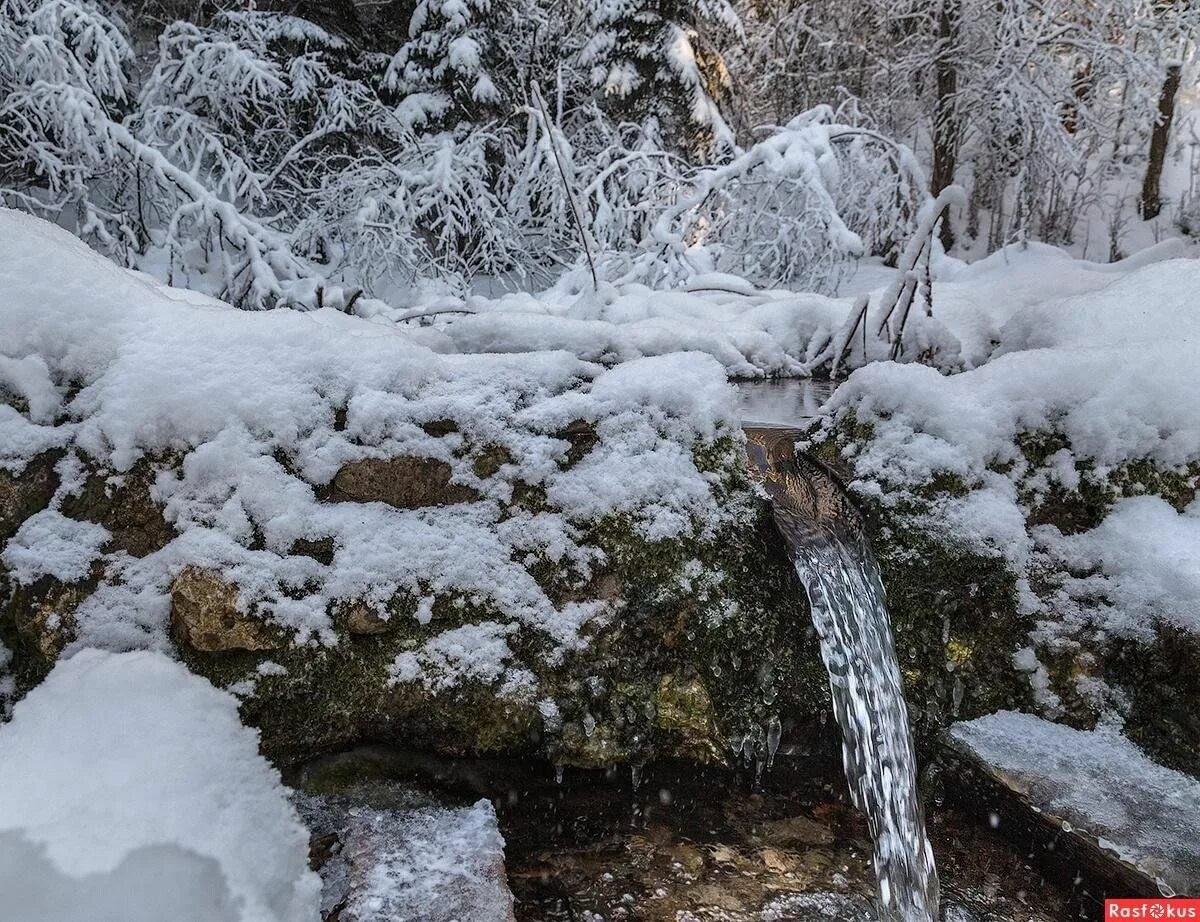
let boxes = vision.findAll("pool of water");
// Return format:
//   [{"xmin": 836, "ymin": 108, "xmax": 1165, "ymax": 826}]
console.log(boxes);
[{"xmin": 736, "ymin": 378, "xmax": 836, "ymax": 429}]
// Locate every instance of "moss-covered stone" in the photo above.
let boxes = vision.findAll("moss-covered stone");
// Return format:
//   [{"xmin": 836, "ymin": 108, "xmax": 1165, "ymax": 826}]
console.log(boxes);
[
  {"xmin": 58, "ymin": 457, "xmax": 175, "ymax": 557},
  {"xmin": 0, "ymin": 452, "xmax": 60, "ymax": 545},
  {"xmin": 2, "ymin": 430, "xmax": 830, "ymax": 774},
  {"xmin": 812, "ymin": 417, "xmax": 1200, "ymax": 773},
  {"xmin": 654, "ymin": 674, "xmax": 725, "ymax": 762}
]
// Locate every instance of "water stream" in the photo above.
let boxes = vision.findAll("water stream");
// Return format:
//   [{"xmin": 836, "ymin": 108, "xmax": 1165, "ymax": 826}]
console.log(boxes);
[{"xmin": 743, "ymin": 408, "xmax": 939, "ymax": 922}]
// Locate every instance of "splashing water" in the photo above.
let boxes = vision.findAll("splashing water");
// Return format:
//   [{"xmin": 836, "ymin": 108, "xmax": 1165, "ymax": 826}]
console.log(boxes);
[
  {"xmin": 794, "ymin": 533, "xmax": 939, "ymax": 921},
  {"xmin": 746, "ymin": 429, "xmax": 938, "ymax": 921}
]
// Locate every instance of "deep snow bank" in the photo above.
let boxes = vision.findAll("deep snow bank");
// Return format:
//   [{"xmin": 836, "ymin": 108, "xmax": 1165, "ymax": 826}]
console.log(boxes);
[
  {"xmin": 0, "ymin": 649, "xmax": 320, "ymax": 922},
  {"xmin": 358, "ymin": 239, "xmax": 1189, "ymax": 378}
]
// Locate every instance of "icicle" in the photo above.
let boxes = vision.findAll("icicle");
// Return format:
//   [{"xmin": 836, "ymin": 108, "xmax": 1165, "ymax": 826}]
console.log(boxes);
[{"xmin": 766, "ymin": 716, "xmax": 782, "ymax": 770}]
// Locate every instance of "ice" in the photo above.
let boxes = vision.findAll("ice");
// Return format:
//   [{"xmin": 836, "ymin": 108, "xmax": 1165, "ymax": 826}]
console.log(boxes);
[
  {"xmin": 948, "ymin": 711, "xmax": 1200, "ymax": 896},
  {"xmin": 299, "ymin": 788, "xmax": 516, "ymax": 922}
]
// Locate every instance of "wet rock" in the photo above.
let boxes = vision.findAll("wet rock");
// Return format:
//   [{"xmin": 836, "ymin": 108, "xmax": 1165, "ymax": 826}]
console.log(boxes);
[
  {"xmin": 556, "ymin": 420, "xmax": 598, "ymax": 468},
  {"xmin": 756, "ymin": 814, "xmax": 836, "ymax": 848},
  {"xmin": 655, "ymin": 674, "xmax": 726, "ymax": 763},
  {"xmin": 289, "ymin": 536, "xmax": 336, "ymax": 565},
  {"xmin": 342, "ymin": 602, "xmax": 389, "ymax": 636},
  {"xmin": 944, "ymin": 710, "xmax": 1200, "ymax": 900},
  {"xmin": 0, "ymin": 453, "xmax": 58, "ymax": 544},
  {"xmin": 297, "ymin": 785, "xmax": 515, "ymax": 922},
  {"xmin": 170, "ymin": 566, "xmax": 278, "ymax": 653},
  {"xmin": 331, "ymin": 456, "xmax": 479, "ymax": 508},
  {"xmin": 420, "ymin": 419, "xmax": 459, "ymax": 437},
  {"xmin": 472, "ymin": 444, "xmax": 513, "ymax": 479},
  {"xmin": 12, "ymin": 581, "xmax": 83, "ymax": 658}
]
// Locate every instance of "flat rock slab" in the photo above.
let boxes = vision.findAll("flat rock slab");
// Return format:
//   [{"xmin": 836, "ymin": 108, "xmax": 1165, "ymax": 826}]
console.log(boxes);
[
  {"xmin": 945, "ymin": 710, "xmax": 1200, "ymax": 898},
  {"xmin": 298, "ymin": 785, "xmax": 515, "ymax": 922}
]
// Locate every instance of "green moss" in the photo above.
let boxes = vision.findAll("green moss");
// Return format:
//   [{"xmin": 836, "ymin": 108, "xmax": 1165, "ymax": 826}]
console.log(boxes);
[
  {"xmin": 868, "ymin": 516, "xmax": 1032, "ymax": 749},
  {"xmin": 4, "ymin": 436, "xmax": 830, "ymax": 775},
  {"xmin": 815, "ymin": 419, "xmax": 1200, "ymax": 774}
]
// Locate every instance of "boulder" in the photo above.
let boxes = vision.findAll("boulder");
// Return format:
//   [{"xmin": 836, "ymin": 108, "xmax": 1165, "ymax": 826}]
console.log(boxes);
[{"xmin": 806, "ymin": 417, "xmax": 1200, "ymax": 774}]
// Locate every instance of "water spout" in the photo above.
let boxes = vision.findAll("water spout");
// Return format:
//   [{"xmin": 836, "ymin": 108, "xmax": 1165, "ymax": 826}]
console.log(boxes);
[{"xmin": 746, "ymin": 428, "xmax": 939, "ymax": 922}]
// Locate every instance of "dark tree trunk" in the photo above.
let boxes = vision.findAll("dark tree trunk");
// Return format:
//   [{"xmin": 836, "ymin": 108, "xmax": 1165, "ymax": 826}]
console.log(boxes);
[
  {"xmin": 1140, "ymin": 64, "xmax": 1183, "ymax": 220},
  {"xmin": 931, "ymin": 0, "xmax": 960, "ymax": 251}
]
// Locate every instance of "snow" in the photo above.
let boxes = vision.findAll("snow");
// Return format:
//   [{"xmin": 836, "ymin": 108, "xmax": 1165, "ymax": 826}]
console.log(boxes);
[
  {"xmin": 949, "ymin": 711, "xmax": 1200, "ymax": 896},
  {"xmin": 1046, "ymin": 495, "xmax": 1200, "ymax": 637},
  {"xmin": 0, "ymin": 649, "xmax": 321, "ymax": 922},
  {"xmin": 814, "ymin": 250, "xmax": 1200, "ymax": 647},
  {"xmin": 3, "ymin": 509, "xmax": 110, "ymax": 583},
  {"xmin": 388, "ymin": 620, "xmax": 538, "ymax": 696},
  {"xmin": 0, "ymin": 207, "xmax": 743, "ymax": 668},
  {"xmin": 831, "ymin": 256, "xmax": 1200, "ymax": 481}
]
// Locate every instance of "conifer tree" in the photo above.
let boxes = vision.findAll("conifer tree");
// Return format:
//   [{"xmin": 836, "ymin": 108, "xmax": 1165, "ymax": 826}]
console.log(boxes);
[{"xmin": 580, "ymin": 0, "xmax": 743, "ymax": 158}]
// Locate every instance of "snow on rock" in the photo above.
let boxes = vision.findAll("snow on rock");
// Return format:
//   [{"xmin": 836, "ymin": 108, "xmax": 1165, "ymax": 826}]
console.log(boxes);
[
  {"xmin": 0, "ymin": 207, "xmax": 743, "ymax": 662},
  {"xmin": 816, "ymin": 255, "xmax": 1200, "ymax": 643},
  {"xmin": 298, "ymin": 788, "xmax": 515, "ymax": 922},
  {"xmin": 947, "ymin": 711, "xmax": 1200, "ymax": 897},
  {"xmin": 828, "ymin": 257, "xmax": 1200, "ymax": 485},
  {"xmin": 0, "ymin": 649, "xmax": 321, "ymax": 922},
  {"xmin": 2, "ymin": 509, "xmax": 110, "ymax": 583},
  {"xmin": 1045, "ymin": 495, "xmax": 1200, "ymax": 637}
]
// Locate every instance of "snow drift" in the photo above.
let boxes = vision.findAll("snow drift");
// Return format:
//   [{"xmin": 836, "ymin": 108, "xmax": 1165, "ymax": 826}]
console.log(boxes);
[{"xmin": 0, "ymin": 649, "xmax": 321, "ymax": 922}]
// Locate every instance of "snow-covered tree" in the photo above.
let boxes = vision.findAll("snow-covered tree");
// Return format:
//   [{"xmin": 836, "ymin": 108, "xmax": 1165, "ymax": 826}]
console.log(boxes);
[
  {"xmin": 385, "ymin": 0, "xmax": 518, "ymax": 131},
  {"xmin": 580, "ymin": 0, "xmax": 744, "ymax": 158},
  {"xmin": 0, "ymin": 0, "xmax": 135, "ymax": 248}
]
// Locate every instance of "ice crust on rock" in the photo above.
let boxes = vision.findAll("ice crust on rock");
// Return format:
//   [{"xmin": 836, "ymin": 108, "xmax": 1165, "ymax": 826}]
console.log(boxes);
[
  {"xmin": 299, "ymin": 788, "xmax": 515, "ymax": 922},
  {"xmin": 948, "ymin": 710, "xmax": 1200, "ymax": 896}
]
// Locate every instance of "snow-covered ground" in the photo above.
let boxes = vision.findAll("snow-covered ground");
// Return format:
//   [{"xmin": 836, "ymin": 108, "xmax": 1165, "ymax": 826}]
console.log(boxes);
[{"xmin": 358, "ymin": 236, "xmax": 1194, "ymax": 380}]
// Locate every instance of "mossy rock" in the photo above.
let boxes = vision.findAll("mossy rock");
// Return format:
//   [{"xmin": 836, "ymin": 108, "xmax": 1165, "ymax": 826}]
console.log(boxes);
[{"xmin": 811, "ymin": 417, "xmax": 1200, "ymax": 773}]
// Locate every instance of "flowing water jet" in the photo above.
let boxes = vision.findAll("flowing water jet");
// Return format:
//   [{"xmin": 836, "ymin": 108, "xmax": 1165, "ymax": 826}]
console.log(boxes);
[{"xmin": 746, "ymin": 427, "xmax": 939, "ymax": 922}]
